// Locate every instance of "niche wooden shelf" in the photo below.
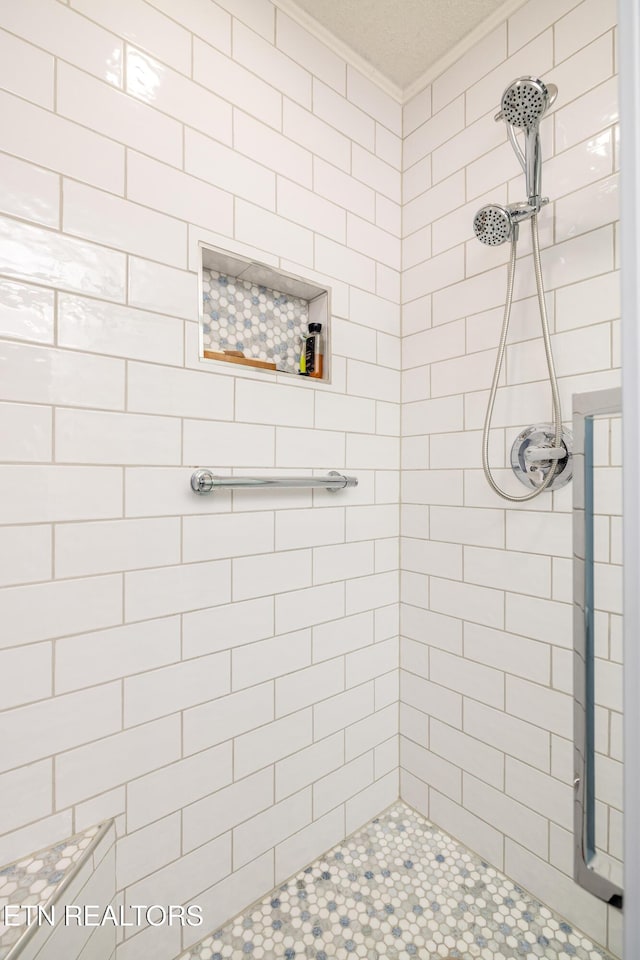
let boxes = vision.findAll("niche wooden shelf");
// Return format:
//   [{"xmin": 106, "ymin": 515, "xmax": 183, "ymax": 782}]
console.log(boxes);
[{"xmin": 202, "ymin": 350, "xmax": 277, "ymax": 370}]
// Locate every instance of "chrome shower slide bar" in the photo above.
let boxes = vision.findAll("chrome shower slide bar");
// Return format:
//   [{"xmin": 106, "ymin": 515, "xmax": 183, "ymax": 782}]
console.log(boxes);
[{"xmin": 190, "ymin": 469, "xmax": 358, "ymax": 495}]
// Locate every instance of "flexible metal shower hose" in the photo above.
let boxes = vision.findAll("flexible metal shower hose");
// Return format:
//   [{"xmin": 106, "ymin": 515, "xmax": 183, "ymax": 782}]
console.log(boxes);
[{"xmin": 481, "ymin": 213, "xmax": 563, "ymax": 501}]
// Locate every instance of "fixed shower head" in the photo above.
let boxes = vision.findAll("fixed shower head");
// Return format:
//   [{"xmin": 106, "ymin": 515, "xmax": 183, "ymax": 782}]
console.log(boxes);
[
  {"xmin": 473, "ymin": 205, "xmax": 513, "ymax": 245},
  {"xmin": 473, "ymin": 202, "xmax": 537, "ymax": 245},
  {"xmin": 500, "ymin": 77, "xmax": 557, "ymax": 128}
]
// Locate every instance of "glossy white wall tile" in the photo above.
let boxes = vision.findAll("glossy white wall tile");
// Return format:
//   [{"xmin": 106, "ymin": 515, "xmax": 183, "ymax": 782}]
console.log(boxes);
[
  {"xmin": 276, "ymin": 13, "xmax": 344, "ymax": 93},
  {"xmin": 275, "ymin": 732, "xmax": 344, "ymax": 800},
  {"xmin": 0, "ymin": 573, "xmax": 123, "ymax": 648},
  {"xmin": 183, "ymin": 683, "xmax": 273, "ymax": 757},
  {"xmin": 0, "ymin": 153, "xmax": 59, "ymax": 228},
  {"xmin": 0, "ymin": 216, "xmax": 126, "ymax": 299},
  {"xmin": 0, "ymin": 682, "xmax": 122, "ymax": 773},
  {"xmin": 0, "ymin": 278, "xmax": 54, "ymax": 343},
  {"xmin": 149, "ymin": 0, "xmax": 232, "ymax": 52},
  {"xmin": 0, "ymin": 91, "xmax": 125, "ymax": 194},
  {"xmin": 233, "ymin": 788, "xmax": 311, "ymax": 869},
  {"xmin": 123, "ymin": 653, "xmax": 230, "ymax": 726},
  {"xmin": 55, "ymin": 408, "xmax": 182, "ymax": 465},
  {"xmin": 58, "ymin": 62, "xmax": 183, "ymax": 167},
  {"xmin": 127, "ymin": 150, "xmax": 234, "ymax": 231},
  {"xmin": 400, "ymin": 3, "xmax": 619, "ymax": 945},
  {"xmin": 352, "ymin": 145, "xmax": 401, "ymax": 203},
  {"xmin": 3, "ymin": 0, "xmax": 122, "ymax": 86},
  {"xmin": 236, "ymin": 112, "xmax": 314, "ymax": 189},
  {"xmin": 0, "ymin": 401, "xmax": 51, "ymax": 462},
  {"xmin": 0, "ymin": 0, "xmax": 620, "ymax": 953},
  {"xmin": 58, "ymin": 295, "xmax": 184, "ymax": 366},
  {"xmin": 55, "ymin": 617, "xmax": 180, "ymax": 694},
  {"xmin": 70, "ymin": 0, "xmax": 191, "ymax": 75},
  {"xmin": 0, "ymin": 761, "xmax": 53, "ymax": 835},
  {"xmin": 124, "ymin": 559, "xmax": 230, "ymax": 621},
  {"xmin": 193, "ymin": 37, "xmax": 281, "ymax": 128},
  {"xmin": 312, "ymin": 157, "xmax": 375, "ymax": 218},
  {"xmin": 126, "ymin": 46, "xmax": 233, "ymax": 140},
  {"xmin": 63, "ymin": 180, "xmax": 187, "ymax": 268},
  {"xmin": 235, "ymin": 709, "xmax": 313, "ymax": 779},
  {"xmin": 232, "ymin": 628, "xmax": 310, "ymax": 689},
  {"xmin": 183, "ymin": 767, "xmax": 272, "ymax": 851}
]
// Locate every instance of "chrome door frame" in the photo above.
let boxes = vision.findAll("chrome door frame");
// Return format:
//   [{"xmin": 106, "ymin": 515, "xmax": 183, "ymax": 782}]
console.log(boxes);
[
  {"xmin": 572, "ymin": 388, "xmax": 623, "ymax": 907},
  {"xmin": 620, "ymin": 0, "xmax": 640, "ymax": 950}
]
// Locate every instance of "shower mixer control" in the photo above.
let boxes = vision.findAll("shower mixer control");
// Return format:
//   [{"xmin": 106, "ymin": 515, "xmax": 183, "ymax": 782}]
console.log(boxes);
[
  {"xmin": 524, "ymin": 444, "xmax": 567, "ymax": 462},
  {"xmin": 511, "ymin": 425, "xmax": 573, "ymax": 492}
]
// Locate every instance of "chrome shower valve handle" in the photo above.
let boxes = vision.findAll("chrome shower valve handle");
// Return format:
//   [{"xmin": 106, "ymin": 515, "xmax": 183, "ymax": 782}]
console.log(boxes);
[
  {"xmin": 524, "ymin": 444, "xmax": 567, "ymax": 462},
  {"xmin": 512, "ymin": 425, "xmax": 573, "ymax": 491}
]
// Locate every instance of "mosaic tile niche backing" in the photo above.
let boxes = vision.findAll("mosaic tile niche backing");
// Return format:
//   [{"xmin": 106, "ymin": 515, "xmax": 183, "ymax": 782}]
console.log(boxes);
[
  {"xmin": 179, "ymin": 802, "xmax": 613, "ymax": 960},
  {"xmin": 202, "ymin": 269, "xmax": 309, "ymax": 375}
]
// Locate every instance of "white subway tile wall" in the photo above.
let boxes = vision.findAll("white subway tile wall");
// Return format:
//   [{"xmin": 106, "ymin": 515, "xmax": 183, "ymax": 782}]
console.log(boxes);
[
  {"xmin": 0, "ymin": 1, "xmax": 400, "ymax": 956},
  {"xmin": 400, "ymin": 1, "xmax": 620, "ymax": 956},
  {"xmin": 0, "ymin": 0, "xmax": 623, "ymax": 956}
]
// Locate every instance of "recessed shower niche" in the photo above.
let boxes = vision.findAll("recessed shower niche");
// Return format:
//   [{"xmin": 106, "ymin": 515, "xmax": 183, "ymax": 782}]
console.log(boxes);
[{"xmin": 199, "ymin": 243, "xmax": 330, "ymax": 380}]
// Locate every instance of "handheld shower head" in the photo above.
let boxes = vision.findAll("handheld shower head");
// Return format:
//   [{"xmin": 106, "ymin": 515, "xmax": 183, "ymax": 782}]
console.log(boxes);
[
  {"xmin": 496, "ymin": 76, "xmax": 557, "ymax": 203},
  {"xmin": 473, "ymin": 202, "xmax": 537, "ymax": 245},
  {"xmin": 500, "ymin": 77, "xmax": 555, "ymax": 128}
]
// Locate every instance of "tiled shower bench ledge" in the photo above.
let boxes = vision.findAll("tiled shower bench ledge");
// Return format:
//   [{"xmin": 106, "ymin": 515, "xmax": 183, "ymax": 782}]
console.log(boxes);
[
  {"xmin": 177, "ymin": 802, "xmax": 614, "ymax": 960},
  {"xmin": 0, "ymin": 821, "xmax": 116, "ymax": 960}
]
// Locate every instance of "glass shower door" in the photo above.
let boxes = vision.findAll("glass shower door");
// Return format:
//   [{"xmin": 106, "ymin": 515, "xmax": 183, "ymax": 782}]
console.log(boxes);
[{"xmin": 573, "ymin": 388, "xmax": 624, "ymax": 907}]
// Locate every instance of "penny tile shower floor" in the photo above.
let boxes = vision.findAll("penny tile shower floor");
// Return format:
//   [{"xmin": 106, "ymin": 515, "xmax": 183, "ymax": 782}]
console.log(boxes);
[{"xmin": 179, "ymin": 802, "xmax": 612, "ymax": 960}]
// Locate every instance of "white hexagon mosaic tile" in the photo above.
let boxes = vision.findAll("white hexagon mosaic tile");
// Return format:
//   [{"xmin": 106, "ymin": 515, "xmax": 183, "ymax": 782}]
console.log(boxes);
[
  {"xmin": 0, "ymin": 824, "xmax": 100, "ymax": 958},
  {"xmin": 178, "ymin": 802, "xmax": 614, "ymax": 960},
  {"xmin": 202, "ymin": 269, "xmax": 308, "ymax": 374}
]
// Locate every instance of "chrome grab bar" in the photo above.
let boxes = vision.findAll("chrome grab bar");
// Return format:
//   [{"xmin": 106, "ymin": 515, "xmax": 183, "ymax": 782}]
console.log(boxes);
[{"xmin": 190, "ymin": 470, "xmax": 358, "ymax": 495}]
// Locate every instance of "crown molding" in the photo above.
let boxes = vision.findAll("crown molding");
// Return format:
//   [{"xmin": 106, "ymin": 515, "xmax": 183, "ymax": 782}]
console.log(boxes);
[
  {"xmin": 273, "ymin": 0, "xmax": 528, "ymax": 105},
  {"xmin": 403, "ymin": 0, "xmax": 528, "ymax": 101},
  {"xmin": 272, "ymin": 0, "xmax": 405, "ymax": 102}
]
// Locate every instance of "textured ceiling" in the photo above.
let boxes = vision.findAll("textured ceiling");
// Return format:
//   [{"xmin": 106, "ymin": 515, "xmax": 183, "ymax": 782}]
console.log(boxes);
[{"xmin": 287, "ymin": 0, "xmax": 511, "ymax": 90}]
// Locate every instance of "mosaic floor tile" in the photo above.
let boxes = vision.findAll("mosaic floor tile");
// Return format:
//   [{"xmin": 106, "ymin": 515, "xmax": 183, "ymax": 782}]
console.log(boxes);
[
  {"xmin": 178, "ymin": 802, "xmax": 614, "ymax": 960},
  {"xmin": 0, "ymin": 824, "xmax": 101, "ymax": 958}
]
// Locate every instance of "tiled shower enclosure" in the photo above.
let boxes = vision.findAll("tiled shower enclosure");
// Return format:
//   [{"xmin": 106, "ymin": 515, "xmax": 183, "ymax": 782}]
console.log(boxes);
[{"xmin": 0, "ymin": 0, "xmax": 621, "ymax": 958}]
